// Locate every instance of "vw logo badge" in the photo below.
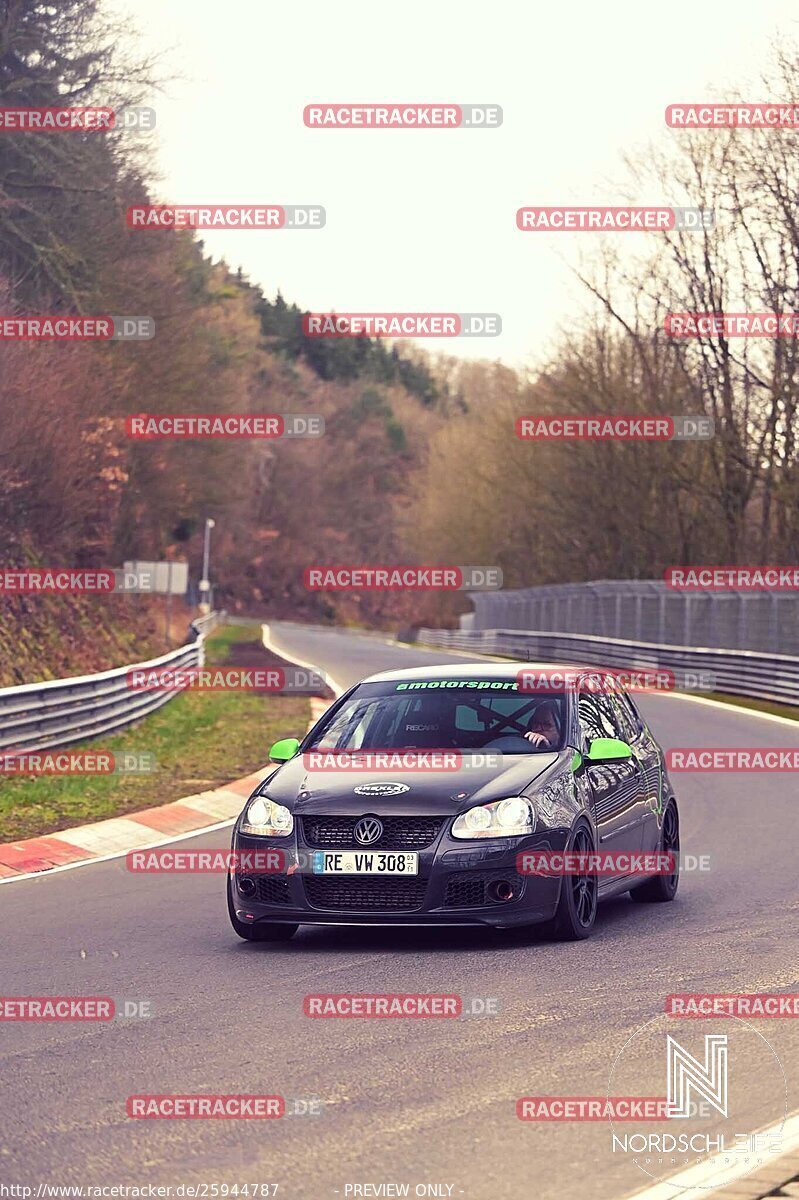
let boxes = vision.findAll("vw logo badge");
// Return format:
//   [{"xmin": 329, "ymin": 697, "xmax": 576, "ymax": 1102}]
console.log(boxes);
[{"xmin": 354, "ymin": 816, "xmax": 383, "ymax": 845}]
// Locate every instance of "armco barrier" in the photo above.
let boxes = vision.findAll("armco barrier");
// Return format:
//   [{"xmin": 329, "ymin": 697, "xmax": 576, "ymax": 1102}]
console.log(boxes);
[
  {"xmin": 411, "ymin": 627, "xmax": 799, "ymax": 707},
  {"xmin": 186, "ymin": 609, "xmax": 226, "ymax": 641},
  {"xmin": 0, "ymin": 612, "xmax": 226, "ymax": 755}
]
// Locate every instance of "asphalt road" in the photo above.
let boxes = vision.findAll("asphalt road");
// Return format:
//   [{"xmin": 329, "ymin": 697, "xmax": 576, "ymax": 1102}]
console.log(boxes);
[{"xmin": 1, "ymin": 621, "xmax": 797, "ymax": 1200}]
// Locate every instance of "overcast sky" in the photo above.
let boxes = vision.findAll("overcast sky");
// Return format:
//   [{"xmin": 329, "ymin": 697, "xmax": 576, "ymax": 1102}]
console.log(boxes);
[{"xmin": 115, "ymin": 0, "xmax": 798, "ymax": 368}]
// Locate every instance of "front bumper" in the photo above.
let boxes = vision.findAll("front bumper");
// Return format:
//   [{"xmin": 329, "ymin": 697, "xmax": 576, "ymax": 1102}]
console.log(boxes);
[{"xmin": 230, "ymin": 826, "xmax": 569, "ymax": 929}]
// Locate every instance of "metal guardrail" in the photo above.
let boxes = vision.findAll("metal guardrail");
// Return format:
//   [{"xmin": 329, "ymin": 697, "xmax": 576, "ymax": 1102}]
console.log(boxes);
[
  {"xmin": 0, "ymin": 612, "xmax": 226, "ymax": 755},
  {"xmin": 412, "ymin": 627, "xmax": 799, "ymax": 707},
  {"xmin": 187, "ymin": 610, "xmax": 227, "ymax": 641}
]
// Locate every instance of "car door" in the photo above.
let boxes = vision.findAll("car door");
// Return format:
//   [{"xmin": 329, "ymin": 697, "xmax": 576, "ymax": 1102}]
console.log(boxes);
[
  {"xmin": 609, "ymin": 685, "xmax": 664, "ymax": 853},
  {"xmin": 577, "ymin": 684, "xmax": 646, "ymax": 856}
]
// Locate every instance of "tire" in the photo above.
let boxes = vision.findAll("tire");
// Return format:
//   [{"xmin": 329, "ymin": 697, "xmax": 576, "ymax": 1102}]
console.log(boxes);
[
  {"xmin": 539, "ymin": 822, "xmax": 598, "ymax": 941},
  {"xmin": 630, "ymin": 800, "xmax": 680, "ymax": 903},
  {"xmin": 227, "ymin": 878, "xmax": 299, "ymax": 942}
]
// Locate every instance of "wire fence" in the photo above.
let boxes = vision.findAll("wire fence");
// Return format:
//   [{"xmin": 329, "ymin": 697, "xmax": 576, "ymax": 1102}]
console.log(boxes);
[{"xmin": 466, "ymin": 580, "xmax": 799, "ymax": 655}]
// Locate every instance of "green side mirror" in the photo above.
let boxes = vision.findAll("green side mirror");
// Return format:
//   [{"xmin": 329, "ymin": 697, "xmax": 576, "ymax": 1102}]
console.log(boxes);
[
  {"xmin": 269, "ymin": 737, "xmax": 300, "ymax": 763},
  {"xmin": 587, "ymin": 737, "xmax": 632, "ymax": 763}
]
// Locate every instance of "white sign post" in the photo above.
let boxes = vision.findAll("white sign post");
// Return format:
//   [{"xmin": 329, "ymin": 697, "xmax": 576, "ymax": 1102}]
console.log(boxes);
[{"xmin": 123, "ymin": 560, "xmax": 189, "ymax": 645}]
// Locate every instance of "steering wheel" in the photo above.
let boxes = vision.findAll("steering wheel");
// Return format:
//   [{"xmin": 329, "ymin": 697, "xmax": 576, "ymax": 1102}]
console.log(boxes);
[{"xmin": 482, "ymin": 734, "xmax": 535, "ymax": 752}]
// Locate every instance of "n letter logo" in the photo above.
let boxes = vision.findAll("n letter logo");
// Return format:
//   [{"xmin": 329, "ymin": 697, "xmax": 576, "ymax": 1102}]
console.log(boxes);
[{"xmin": 666, "ymin": 1034, "xmax": 728, "ymax": 1118}]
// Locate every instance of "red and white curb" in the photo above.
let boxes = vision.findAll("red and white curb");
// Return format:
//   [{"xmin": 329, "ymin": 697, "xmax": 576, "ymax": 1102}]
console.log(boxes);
[{"xmin": 0, "ymin": 768, "xmax": 274, "ymax": 883}]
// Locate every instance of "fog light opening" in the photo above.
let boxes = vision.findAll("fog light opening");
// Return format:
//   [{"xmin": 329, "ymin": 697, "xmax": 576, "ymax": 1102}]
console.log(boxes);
[
  {"xmin": 489, "ymin": 879, "xmax": 515, "ymax": 903},
  {"xmin": 238, "ymin": 876, "xmax": 256, "ymax": 897}
]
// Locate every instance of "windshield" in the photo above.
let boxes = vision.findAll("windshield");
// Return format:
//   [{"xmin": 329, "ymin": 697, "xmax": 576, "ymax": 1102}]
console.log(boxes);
[{"xmin": 306, "ymin": 680, "xmax": 567, "ymax": 754}]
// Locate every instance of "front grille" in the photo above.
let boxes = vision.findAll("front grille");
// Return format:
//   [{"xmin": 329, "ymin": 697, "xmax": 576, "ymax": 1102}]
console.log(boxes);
[
  {"xmin": 301, "ymin": 815, "xmax": 444, "ymax": 850},
  {"xmin": 444, "ymin": 872, "xmax": 488, "ymax": 908},
  {"xmin": 443, "ymin": 871, "xmax": 524, "ymax": 909},
  {"xmin": 304, "ymin": 875, "xmax": 428, "ymax": 911},
  {"xmin": 255, "ymin": 875, "xmax": 291, "ymax": 905}
]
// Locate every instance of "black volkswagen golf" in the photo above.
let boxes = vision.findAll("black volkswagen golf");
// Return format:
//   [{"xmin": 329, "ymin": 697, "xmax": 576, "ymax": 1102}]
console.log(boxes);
[{"xmin": 228, "ymin": 663, "xmax": 680, "ymax": 942}]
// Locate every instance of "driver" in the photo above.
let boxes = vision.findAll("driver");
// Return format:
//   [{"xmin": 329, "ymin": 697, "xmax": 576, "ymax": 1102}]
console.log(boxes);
[{"xmin": 523, "ymin": 700, "xmax": 562, "ymax": 748}]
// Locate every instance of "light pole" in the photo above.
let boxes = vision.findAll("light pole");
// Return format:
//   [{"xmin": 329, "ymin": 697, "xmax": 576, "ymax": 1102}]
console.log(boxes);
[{"xmin": 199, "ymin": 518, "xmax": 215, "ymax": 614}]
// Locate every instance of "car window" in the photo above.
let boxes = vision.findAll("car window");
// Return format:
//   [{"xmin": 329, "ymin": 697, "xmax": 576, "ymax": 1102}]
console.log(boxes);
[
  {"xmin": 454, "ymin": 704, "xmax": 483, "ymax": 731},
  {"xmin": 577, "ymin": 688, "xmax": 623, "ymax": 744},
  {"xmin": 453, "ymin": 697, "xmax": 554, "ymax": 731},
  {"xmin": 621, "ymin": 689, "xmax": 648, "ymax": 734},
  {"xmin": 610, "ymin": 688, "xmax": 643, "ymax": 742},
  {"xmin": 314, "ymin": 697, "xmax": 388, "ymax": 749},
  {"xmin": 453, "ymin": 696, "xmax": 565, "ymax": 746},
  {"xmin": 306, "ymin": 684, "xmax": 567, "ymax": 752}
]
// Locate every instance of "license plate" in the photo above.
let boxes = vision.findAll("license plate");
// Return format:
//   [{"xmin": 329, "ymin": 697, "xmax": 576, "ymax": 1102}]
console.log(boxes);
[{"xmin": 312, "ymin": 850, "xmax": 419, "ymax": 875}]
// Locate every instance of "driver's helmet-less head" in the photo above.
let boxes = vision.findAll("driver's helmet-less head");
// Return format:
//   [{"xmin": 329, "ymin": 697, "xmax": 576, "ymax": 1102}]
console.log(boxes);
[{"xmin": 530, "ymin": 699, "xmax": 563, "ymax": 741}]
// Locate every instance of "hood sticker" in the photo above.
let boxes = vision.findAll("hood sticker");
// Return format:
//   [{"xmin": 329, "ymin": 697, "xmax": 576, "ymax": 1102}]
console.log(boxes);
[{"xmin": 353, "ymin": 782, "xmax": 411, "ymax": 796}]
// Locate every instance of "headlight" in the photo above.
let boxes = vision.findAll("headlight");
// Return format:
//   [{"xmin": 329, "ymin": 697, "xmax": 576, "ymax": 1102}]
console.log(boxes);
[
  {"xmin": 241, "ymin": 795, "xmax": 294, "ymax": 837},
  {"xmin": 451, "ymin": 797, "xmax": 534, "ymax": 839}
]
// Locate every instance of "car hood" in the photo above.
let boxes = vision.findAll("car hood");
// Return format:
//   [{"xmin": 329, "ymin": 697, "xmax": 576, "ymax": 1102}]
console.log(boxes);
[{"xmin": 260, "ymin": 752, "xmax": 564, "ymax": 815}]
